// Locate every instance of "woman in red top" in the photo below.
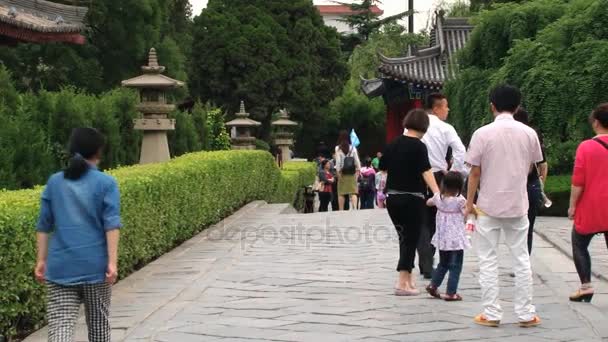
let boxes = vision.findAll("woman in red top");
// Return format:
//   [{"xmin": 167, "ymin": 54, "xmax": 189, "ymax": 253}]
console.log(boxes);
[
  {"xmin": 568, "ymin": 103, "xmax": 608, "ymax": 303},
  {"xmin": 318, "ymin": 160, "xmax": 334, "ymax": 212}
]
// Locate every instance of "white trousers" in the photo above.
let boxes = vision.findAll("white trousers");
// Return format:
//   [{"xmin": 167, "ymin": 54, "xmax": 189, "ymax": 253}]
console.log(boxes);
[{"xmin": 474, "ymin": 215, "xmax": 536, "ymax": 322}]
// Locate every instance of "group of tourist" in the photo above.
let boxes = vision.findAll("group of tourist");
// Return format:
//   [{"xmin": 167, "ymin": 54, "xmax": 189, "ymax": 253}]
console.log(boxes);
[
  {"xmin": 314, "ymin": 136, "xmax": 387, "ymax": 212},
  {"xmin": 382, "ymin": 85, "xmax": 608, "ymax": 328},
  {"xmin": 31, "ymin": 85, "xmax": 607, "ymax": 339}
]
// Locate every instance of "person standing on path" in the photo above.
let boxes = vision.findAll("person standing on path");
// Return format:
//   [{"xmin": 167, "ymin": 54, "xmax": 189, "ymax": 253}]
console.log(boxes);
[
  {"xmin": 425, "ymin": 171, "xmax": 470, "ymax": 301},
  {"xmin": 418, "ymin": 93, "xmax": 467, "ymax": 279},
  {"xmin": 513, "ymin": 109, "xmax": 549, "ymax": 255},
  {"xmin": 465, "ymin": 85, "xmax": 542, "ymax": 328},
  {"xmin": 35, "ymin": 128, "xmax": 122, "ymax": 342},
  {"xmin": 358, "ymin": 157, "xmax": 376, "ymax": 209},
  {"xmin": 335, "ymin": 130, "xmax": 361, "ymax": 211},
  {"xmin": 568, "ymin": 103, "xmax": 608, "ymax": 303},
  {"xmin": 380, "ymin": 109, "xmax": 440, "ymax": 296},
  {"xmin": 318, "ymin": 159, "xmax": 334, "ymax": 212}
]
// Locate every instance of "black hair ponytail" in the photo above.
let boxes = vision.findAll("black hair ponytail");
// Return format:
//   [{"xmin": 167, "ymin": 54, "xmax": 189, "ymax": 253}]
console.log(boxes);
[{"xmin": 64, "ymin": 128, "xmax": 106, "ymax": 180}]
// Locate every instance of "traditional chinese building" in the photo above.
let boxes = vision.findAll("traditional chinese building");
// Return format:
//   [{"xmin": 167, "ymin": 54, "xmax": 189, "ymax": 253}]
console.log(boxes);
[
  {"xmin": 0, "ymin": 0, "xmax": 88, "ymax": 45},
  {"xmin": 362, "ymin": 12, "xmax": 473, "ymax": 142}
]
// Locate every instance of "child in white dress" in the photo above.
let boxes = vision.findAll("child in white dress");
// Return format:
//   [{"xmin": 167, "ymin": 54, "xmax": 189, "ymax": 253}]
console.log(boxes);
[{"xmin": 425, "ymin": 171, "xmax": 470, "ymax": 301}]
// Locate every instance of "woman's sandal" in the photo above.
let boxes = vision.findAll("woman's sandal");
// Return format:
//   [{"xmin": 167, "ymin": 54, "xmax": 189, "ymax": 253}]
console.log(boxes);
[
  {"xmin": 569, "ymin": 289, "xmax": 594, "ymax": 303},
  {"xmin": 425, "ymin": 285, "xmax": 441, "ymax": 299},
  {"xmin": 442, "ymin": 293, "xmax": 462, "ymax": 301}
]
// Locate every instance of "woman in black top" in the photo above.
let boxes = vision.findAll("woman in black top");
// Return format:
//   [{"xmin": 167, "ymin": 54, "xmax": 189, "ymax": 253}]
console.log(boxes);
[
  {"xmin": 380, "ymin": 109, "xmax": 440, "ymax": 296},
  {"xmin": 514, "ymin": 109, "xmax": 548, "ymax": 255}
]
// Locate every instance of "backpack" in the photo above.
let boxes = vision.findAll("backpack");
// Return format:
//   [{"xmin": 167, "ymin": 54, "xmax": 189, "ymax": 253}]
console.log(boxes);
[
  {"xmin": 359, "ymin": 172, "xmax": 375, "ymax": 192},
  {"xmin": 342, "ymin": 147, "xmax": 356, "ymax": 175}
]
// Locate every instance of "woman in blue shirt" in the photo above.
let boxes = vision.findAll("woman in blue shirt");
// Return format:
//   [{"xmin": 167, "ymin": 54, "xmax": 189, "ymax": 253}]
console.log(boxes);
[{"xmin": 35, "ymin": 128, "xmax": 121, "ymax": 342}]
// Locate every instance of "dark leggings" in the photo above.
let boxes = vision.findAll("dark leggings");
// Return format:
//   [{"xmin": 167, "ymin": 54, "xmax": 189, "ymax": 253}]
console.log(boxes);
[
  {"xmin": 318, "ymin": 192, "xmax": 331, "ymax": 212},
  {"xmin": 527, "ymin": 178, "xmax": 542, "ymax": 255},
  {"xmin": 387, "ymin": 194, "xmax": 425, "ymax": 272},
  {"xmin": 572, "ymin": 228, "xmax": 608, "ymax": 284}
]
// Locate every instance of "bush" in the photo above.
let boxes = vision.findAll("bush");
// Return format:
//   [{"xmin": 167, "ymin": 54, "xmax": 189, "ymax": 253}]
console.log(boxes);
[
  {"xmin": 0, "ymin": 151, "xmax": 314, "ymax": 338},
  {"xmin": 540, "ymin": 174, "xmax": 571, "ymax": 217},
  {"xmin": 255, "ymin": 139, "xmax": 271, "ymax": 151}
]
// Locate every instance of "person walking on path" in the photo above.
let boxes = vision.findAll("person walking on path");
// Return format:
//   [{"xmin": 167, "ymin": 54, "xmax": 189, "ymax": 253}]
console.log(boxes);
[
  {"xmin": 425, "ymin": 171, "xmax": 470, "ymax": 302},
  {"xmin": 318, "ymin": 159, "xmax": 334, "ymax": 212},
  {"xmin": 380, "ymin": 109, "xmax": 440, "ymax": 296},
  {"xmin": 35, "ymin": 128, "xmax": 122, "ymax": 342},
  {"xmin": 335, "ymin": 130, "xmax": 361, "ymax": 211},
  {"xmin": 358, "ymin": 157, "xmax": 376, "ymax": 209},
  {"xmin": 568, "ymin": 103, "xmax": 608, "ymax": 303},
  {"xmin": 514, "ymin": 109, "xmax": 549, "ymax": 255},
  {"xmin": 465, "ymin": 85, "xmax": 543, "ymax": 328},
  {"xmin": 418, "ymin": 93, "xmax": 467, "ymax": 279}
]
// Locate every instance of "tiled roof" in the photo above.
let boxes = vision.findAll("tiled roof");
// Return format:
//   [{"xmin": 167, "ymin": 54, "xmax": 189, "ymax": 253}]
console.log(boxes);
[
  {"xmin": 0, "ymin": 0, "xmax": 87, "ymax": 33},
  {"xmin": 0, "ymin": 0, "xmax": 88, "ymax": 44},
  {"xmin": 377, "ymin": 14, "xmax": 473, "ymax": 89},
  {"xmin": 316, "ymin": 5, "xmax": 383, "ymax": 16}
]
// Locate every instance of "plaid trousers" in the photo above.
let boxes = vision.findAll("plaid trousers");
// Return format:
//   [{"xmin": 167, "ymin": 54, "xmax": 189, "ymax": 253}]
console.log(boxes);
[{"xmin": 46, "ymin": 282, "xmax": 112, "ymax": 342}]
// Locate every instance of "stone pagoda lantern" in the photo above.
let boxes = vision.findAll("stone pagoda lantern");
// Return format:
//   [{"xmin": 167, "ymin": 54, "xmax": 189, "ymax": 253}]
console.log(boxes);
[
  {"xmin": 272, "ymin": 108, "xmax": 298, "ymax": 163},
  {"xmin": 225, "ymin": 101, "xmax": 261, "ymax": 150},
  {"xmin": 122, "ymin": 48, "xmax": 184, "ymax": 164}
]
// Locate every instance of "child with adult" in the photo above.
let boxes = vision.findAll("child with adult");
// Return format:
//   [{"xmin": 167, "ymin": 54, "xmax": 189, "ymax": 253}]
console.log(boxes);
[{"xmin": 425, "ymin": 171, "xmax": 470, "ymax": 301}]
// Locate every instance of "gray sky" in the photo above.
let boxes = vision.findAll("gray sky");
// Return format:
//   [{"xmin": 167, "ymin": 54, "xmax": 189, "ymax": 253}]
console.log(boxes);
[{"xmin": 189, "ymin": 0, "xmax": 456, "ymax": 33}]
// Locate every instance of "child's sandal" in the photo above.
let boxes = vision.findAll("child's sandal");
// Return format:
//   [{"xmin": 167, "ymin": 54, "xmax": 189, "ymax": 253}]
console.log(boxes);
[
  {"xmin": 425, "ymin": 285, "xmax": 441, "ymax": 299},
  {"xmin": 442, "ymin": 293, "xmax": 462, "ymax": 301}
]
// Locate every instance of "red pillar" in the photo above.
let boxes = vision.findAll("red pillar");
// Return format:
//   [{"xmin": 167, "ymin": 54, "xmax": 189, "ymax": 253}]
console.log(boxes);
[{"xmin": 386, "ymin": 99, "xmax": 423, "ymax": 143}]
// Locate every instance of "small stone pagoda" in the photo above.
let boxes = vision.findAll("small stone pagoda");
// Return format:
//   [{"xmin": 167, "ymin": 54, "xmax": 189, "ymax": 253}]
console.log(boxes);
[
  {"xmin": 122, "ymin": 48, "xmax": 184, "ymax": 164},
  {"xmin": 271, "ymin": 108, "xmax": 298, "ymax": 163},
  {"xmin": 225, "ymin": 101, "xmax": 261, "ymax": 150}
]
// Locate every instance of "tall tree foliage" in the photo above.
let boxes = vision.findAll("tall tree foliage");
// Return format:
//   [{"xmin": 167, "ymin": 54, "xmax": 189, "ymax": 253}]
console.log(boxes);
[
  {"xmin": 334, "ymin": 0, "xmax": 411, "ymax": 41},
  {"xmin": 445, "ymin": 0, "xmax": 604, "ymax": 174},
  {"xmin": 323, "ymin": 24, "xmax": 426, "ymax": 156},
  {"xmin": 189, "ymin": 0, "xmax": 348, "ymax": 149},
  {"xmin": 0, "ymin": 0, "xmax": 192, "ymax": 94}
]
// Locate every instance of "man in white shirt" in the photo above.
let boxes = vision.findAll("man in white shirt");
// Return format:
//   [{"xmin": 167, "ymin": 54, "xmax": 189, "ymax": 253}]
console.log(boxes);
[{"xmin": 417, "ymin": 93, "xmax": 467, "ymax": 279}]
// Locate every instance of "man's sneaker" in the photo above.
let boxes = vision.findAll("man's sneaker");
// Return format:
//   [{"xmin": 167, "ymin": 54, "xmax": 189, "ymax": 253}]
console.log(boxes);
[{"xmin": 474, "ymin": 314, "xmax": 500, "ymax": 327}]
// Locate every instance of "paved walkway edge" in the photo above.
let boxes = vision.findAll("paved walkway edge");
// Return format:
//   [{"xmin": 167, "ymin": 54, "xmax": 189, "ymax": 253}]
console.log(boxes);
[{"xmin": 535, "ymin": 220, "xmax": 607, "ymax": 282}]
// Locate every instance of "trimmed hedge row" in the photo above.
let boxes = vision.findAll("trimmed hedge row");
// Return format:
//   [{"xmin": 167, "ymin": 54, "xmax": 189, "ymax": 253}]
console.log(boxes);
[
  {"xmin": 0, "ymin": 151, "xmax": 314, "ymax": 338},
  {"xmin": 540, "ymin": 175, "xmax": 571, "ymax": 217}
]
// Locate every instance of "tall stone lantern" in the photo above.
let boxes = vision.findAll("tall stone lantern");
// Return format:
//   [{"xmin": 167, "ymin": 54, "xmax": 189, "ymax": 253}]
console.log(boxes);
[
  {"xmin": 122, "ymin": 48, "xmax": 185, "ymax": 164},
  {"xmin": 225, "ymin": 101, "xmax": 261, "ymax": 150},
  {"xmin": 272, "ymin": 108, "xmax": 298, "ymax": 163}
]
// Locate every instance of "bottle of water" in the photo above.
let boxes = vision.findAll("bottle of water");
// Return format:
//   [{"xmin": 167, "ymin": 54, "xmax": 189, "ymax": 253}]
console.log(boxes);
[{"xmin": 465, "ymin": 214, "xmax": 476, "ymax": 242}]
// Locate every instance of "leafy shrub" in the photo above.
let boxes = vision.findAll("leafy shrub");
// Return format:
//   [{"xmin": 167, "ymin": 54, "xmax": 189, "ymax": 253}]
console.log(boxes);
[
  {"xmin": 540, "ymin": 175, "xmax": 571, "ymax": 217},
  {"xmin": 446, "ymin": 0, "xmax": 605, "ymax": 172},
  {"xmin": 255, "ymin": 139, "xmax": 271, "ymax": 151},
  {"xmin": 0, "ymin": 151, "xmax": 314, "ymax": 338}
]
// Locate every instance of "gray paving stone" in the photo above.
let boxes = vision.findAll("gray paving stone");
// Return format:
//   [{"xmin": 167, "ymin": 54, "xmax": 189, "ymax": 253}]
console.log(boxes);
[{"xmin": 23, "ymin": 206, "xmax": 607, "ymax": 342}]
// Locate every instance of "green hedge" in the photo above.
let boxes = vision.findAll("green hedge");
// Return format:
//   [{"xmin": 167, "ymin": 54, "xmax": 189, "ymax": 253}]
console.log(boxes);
[
  {"xmin": 540, "ymin": 175, "xmax": 571, "ymax": 217},
  {"xmin": 270, "ymin": 162, "xmax": 317, "ymax": 210},
  {"xmin": 0, "ymin": 151, "xmax": 314, "ymax": 339}
]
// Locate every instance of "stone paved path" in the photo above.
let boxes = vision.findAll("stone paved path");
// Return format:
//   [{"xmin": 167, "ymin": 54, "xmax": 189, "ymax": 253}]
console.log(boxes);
[
  {"xmin": 26, "ymin": 203, "xmax": 608, "ymax": 341},
  {"xmin": 535, "ymin": 217, "xmax": 608, "ymax": 282}
]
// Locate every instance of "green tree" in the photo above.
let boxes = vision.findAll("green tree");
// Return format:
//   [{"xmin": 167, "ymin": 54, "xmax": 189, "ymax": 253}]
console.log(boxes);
[
  {"xmin": 445, "ymin": 0, "xmax": 607, "ymax": 174},
  {"xmin": 206, "ymin": 108, "xmax": 231, "ymax": 151},
  {"xmin": 0, "ymin": 0, "xmax": 192, "ymax": 94},
  {"xmin": 334, "ymin": 0, "xmax": 412, "ymax": 55},
  {"xmin": 190, "ymin": 0, "xmax": 348, "ymax": 144}
]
